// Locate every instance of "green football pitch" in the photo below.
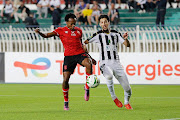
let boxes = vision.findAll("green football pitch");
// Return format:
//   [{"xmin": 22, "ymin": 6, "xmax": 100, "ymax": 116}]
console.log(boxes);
[{"xmin": 0, "ymin": 84, "xmax": 179, "ymax": 120}]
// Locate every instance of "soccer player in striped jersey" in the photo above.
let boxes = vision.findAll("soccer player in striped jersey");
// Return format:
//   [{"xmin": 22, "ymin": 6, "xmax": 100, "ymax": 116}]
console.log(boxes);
[{"xmin": 84, "ymin": 15, "xmax": 133, "ymax": 109}]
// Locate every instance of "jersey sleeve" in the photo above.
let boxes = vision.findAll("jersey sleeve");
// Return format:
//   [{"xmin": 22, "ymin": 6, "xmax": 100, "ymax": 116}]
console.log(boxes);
[
  {"xmin": 53, "ymin": 27, "xmax": 62, "ymax": 36},
  {"xmin": 79, "ymin": 28, "xmax": 83, "ymax": 39},
  {"xmin": 117, "ymin": 32, "xmax": 125, "ymax": 44},
  {"xmin": 87, "ymin": 32, "xmax": 99, "ymax": 43},
  {"xmin": 38, "ymin": 0, "xmax": 42, "ymax": 4}
]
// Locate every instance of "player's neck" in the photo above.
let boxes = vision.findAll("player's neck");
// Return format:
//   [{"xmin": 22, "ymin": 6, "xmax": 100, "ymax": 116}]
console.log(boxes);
[
  {"xmin": 102, "ymin": 29, "xmax": 110, "ymax": 33},
  {"xmin": 66, "ymin": 26, "xmax": 75, "ymax": 31}
]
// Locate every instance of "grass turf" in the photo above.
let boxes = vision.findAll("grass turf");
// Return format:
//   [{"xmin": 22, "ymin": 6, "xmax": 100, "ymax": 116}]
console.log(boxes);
[{"xmin": 0, "ymin": 84, "xmax": 179, "ymax": 120}]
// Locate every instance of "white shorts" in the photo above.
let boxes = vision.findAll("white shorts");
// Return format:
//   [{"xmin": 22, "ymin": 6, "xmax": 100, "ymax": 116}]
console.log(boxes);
[{"xmin": 99, "ymin": 60, "xmax": 131, "ymax": 91}]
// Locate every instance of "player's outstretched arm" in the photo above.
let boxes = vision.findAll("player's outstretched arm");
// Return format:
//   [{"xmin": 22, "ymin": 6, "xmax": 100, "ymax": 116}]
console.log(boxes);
[
  {"xmin": 34, "ymin": 28, "xmax": 57, "ymax": 38},
  {"xmin": 122, "ymin": 32, "xmax": 130, "ymax": 47}
]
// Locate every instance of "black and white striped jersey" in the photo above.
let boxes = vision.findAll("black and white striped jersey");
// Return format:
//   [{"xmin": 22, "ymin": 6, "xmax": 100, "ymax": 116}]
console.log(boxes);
[{"xmin": 87, "ymin": 30, "xmax": 125, "ymax": 61}]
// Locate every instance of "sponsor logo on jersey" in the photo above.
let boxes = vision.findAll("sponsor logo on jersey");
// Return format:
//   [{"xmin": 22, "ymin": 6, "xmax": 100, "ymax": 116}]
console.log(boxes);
[
  {"xmin": 65, "ymin": 31, "xmax": 68, "ymax": 33},
  {"xmin": 106, "ymin": 45, "xmax": 117, "ymax": 51},
  {"xmin": 71, "ymin": 31, "xmax": 76, "ymax": 36}
]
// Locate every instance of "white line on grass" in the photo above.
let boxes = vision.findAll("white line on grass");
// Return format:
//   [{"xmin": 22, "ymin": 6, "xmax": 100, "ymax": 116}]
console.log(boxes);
[
  {"xmin": 1, "ymin": 86, "xmax": 147, "ymax": 89},
  {"xmin": 159, "ymin": 118, "xmax": 180, "ymax": 120},
  {"xmin": 134, "ymin": 97, "xmax": 180, "ymax": 99},
  {"xmin": 0, "ymin": 95, "xmax": 18, "ymax": 96},
  {"xmin": 0, "ymin": 95, "xmax": 180, "ymax": 99}
]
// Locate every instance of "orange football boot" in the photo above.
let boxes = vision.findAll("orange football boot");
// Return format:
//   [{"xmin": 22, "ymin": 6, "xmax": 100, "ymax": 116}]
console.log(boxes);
[
  {"xmin": 124, "ymin": 103, "xmax": 133, "ymax": 110},
  {"xmin": 113, "ymin": 98, "xmax": 123, "ymax": 108}
]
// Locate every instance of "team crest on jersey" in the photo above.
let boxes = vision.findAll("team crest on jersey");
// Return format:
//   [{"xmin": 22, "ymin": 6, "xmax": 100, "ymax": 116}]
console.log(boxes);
[
  {"xmin": 108, "ymin": 40, "xmax": 111, "ymax": 43},
  {"xmin": 71, "ymin": 31, "xmax": 76, "ymax": 36}
]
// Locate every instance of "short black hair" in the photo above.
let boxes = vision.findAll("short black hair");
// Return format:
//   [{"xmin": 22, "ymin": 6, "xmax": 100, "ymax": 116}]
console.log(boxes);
[
  {"xmin": 98, "ymin": 14, "xmax": 110, "ymax": 22},
  {"xmin": 50, "ymin": 5, "xmax": 54, "ymax": 8},
  {"xmin": 65, "ymin": 13, "xmax": 77, "ymax": 22}
]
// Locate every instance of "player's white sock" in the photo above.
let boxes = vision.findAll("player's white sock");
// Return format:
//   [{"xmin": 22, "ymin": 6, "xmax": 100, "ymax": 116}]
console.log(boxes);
[
  {"xmin": 124, "ymin": 89, "xmax": 131, "ymax": 105},
  {"xmin": 106, "ymin": 79, "xmax": 116, "ymax": 100},
  {"xmin": 115, "ymin": 74, "xmax": 132, "ymax": 105}
]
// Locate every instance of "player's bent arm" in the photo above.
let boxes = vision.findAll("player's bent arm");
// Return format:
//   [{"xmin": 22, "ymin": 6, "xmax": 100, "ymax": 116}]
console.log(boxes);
[
  {"xmin": 34, "ymin": 28, "xmax": 57, "ymax": 38},
  {"xmin": 123, "ymin": 39, "xmax": 130, "ymax": 47},
  {"xmin": 83, "ymin": 44, "xmax": 88, "ymax": 53},
  {"xmin": 83, "ymin": 42, "xmax": 97, "ymax": 65},
  {"xmin": 84, "ymin": 40, "xmax": 89, "ymax": 44}
]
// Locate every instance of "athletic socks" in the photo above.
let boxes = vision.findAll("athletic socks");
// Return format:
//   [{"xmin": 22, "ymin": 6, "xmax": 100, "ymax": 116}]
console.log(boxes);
[
  {"xmin": 106, "ymin": 79, "xmax": 117, "ymax": 100},
  {"xmin": 84, "ymin": 72, "xmax": 91, "ymax": 101},
  {"xmin": 85, "ymin": 72, "xmax": 91, "ymax": 90},
  {"xmin": 124, "ymin": 89, "xmax": 132, "ymax": 105},
  {"xmin": 63, "ymin": 88, "xmax": 69, "ymax": 102},
  {"xmin": 116, "ymin": 75, "xmax": 132, "ymax": 105},
  {"xmin": 107, "ymin": 79, "xmax": 131, "ymax": 105}
]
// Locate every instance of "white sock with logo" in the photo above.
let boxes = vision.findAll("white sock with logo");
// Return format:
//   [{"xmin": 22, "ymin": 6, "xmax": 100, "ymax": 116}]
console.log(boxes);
[
  {"xmin": 106, "ymin": 79, "xmax": 117, "ymax": 100},
  {"xmin": 124, "ymin": 89, "xmax": 131, "ymax": 105},
  {"xmin": 115, "ymin": 74, "xmax": 132, "ymax": 105}
]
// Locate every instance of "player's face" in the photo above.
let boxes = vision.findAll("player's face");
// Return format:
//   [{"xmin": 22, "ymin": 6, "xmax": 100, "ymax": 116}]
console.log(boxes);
[
  {"xmin": 6, "ymin": 0, "xmax": 10, "ymax": 4},
  {"xmin": 99, "ymin": 18, "xmax": 110, "ymax": 31},
  {"xmin": 66, "ymin": 18, "xmax": 76, "ymax": 30}
]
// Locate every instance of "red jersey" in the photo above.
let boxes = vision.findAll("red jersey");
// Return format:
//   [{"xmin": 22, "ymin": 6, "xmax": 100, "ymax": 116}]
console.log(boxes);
[{"xmin": 53, "ymin": 26, "xmax": 85, "ymax": 56}]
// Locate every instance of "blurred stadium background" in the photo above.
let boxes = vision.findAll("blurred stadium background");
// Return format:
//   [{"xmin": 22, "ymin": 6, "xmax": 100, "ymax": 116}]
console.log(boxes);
[{"xmin": 0, "ymin": 0, "xmax": 180, "ymax": 120}]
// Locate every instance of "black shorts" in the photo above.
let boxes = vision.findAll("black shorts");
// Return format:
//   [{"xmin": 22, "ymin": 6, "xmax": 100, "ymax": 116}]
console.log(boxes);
[{"xmin": 63, "ymin": 52, "xmax": 89, "ymax": 73}]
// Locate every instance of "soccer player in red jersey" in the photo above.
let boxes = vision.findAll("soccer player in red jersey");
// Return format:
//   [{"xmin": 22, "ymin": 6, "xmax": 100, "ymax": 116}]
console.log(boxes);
[{"xmin": 34, "ymin": 13, "xmax": 96, "ymax": 111}]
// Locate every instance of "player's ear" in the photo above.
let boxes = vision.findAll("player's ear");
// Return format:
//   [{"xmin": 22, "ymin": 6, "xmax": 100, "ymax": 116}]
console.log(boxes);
[
  {"xmin": 108, "ymin": 21, "xmax": 110, "ymax": 25},
  {"xmin": 99, "ymin": 22, "xmax": 102, "ymax": 28}
]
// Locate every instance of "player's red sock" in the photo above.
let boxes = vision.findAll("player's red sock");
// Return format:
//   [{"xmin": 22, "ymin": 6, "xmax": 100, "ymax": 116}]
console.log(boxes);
[
  {"xmin": 85, "ymin": 72, "xmax": 91, "ymax": 90},
  {"xmin": 62, "ymin": 88, "xmax": 69, "ymax": 102}
]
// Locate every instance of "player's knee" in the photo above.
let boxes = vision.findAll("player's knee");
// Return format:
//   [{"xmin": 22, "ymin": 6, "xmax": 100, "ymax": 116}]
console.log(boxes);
[
  {"xmin": 63, "ymin": 76, "xmax": 70, "ymax": 83},
  {"xmin": 104, "ymin": 74, "xmax": 113, "ymax": 80},
  {"xmin": 119, "ymin": 71, "xmax": 126, "ymax": 77},
  {"xmin": 63, "ymin": 77, "xmax": 68, "ymax": 82},
  {"xmin": 63, "ymin": 79, "xmax": 69, "ymax": 85},
  {"xmin": 106, "ymin": 79, "xmax": 113, "ymax": 85},
  {"xmin": 85, "ymin": 62, "xmax": 92, "ymax": 70}
]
